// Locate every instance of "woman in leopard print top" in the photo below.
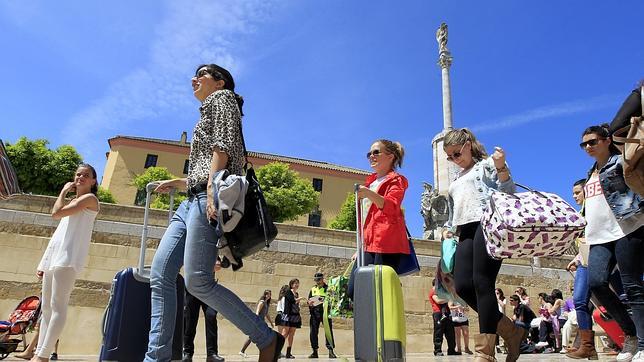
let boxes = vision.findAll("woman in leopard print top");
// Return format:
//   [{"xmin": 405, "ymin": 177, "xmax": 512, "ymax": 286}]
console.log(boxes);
[{"xmin": 144, "ymin": 64, "xmax": 284, "ymax": 362}]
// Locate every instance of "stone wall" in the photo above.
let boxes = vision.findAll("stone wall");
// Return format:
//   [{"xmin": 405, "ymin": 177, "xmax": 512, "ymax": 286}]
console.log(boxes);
[{"xmin": 0, "ymin": 195, "xmax": 574, "ymax": 355}]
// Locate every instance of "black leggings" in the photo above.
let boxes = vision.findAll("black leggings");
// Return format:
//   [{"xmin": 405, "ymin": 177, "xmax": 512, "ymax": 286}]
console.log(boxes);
[
  {"xmin": 453, "ymin": 222, "xmax": 503, "ymax": 334},
  {"xmin": 347, "ymin": 252, "xmax": 402, "ymax": 299}
]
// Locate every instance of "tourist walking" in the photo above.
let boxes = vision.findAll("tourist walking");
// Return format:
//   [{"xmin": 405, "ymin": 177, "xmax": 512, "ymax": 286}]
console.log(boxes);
[
  {"xmin": 347, "ymin": 139, "xmax": 411, "ymax": 297},
  {"xmin": 281, "ymin": 279, "xmax": 304, "ymax": 359},
  {"xmin": 33, "ymin": 164, "xmax": 100, "ymax": 362},
  {"xmin": 442, "ymin": 128, "xmax": 526, "ymax": 362},
  {"xmin": 240, "ymin": 290, "xmax": 274, "ymax": 358},
  {"xmin": 571, "ymin": 124, "xmax": 643, "ymax": 362},
  {"xmin": 562, "ymin": 179, "xmax": 586, "ymax": 354},
  {"xmin": 145, "ymin": 64, "xmax": 283, "ymax": 362}
]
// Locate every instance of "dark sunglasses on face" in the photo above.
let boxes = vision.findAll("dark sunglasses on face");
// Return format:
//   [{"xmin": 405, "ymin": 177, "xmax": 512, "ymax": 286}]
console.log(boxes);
[
  {"xmin": 446, "ymin": 143, "xmax": 467, "ymax": 162},
  {"xmin": 366, "ymin": 149, "xmax": 383, "ymax": 158},
  {"xmin": 579, "ymin": 138, "xmax": 606, "ymax": 149},
  {"xmin": 196, "ymin": 68, "xmax": 223, "ymax": 79}
]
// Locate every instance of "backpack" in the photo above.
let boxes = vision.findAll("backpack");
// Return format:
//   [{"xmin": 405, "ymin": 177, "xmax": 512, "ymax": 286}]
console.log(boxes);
[{"xmin": 612, "ymin": 87, "xmax": 644, "ymax": 196}]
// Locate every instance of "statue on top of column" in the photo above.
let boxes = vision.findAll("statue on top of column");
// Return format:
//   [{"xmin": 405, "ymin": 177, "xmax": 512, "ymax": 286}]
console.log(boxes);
[
  {"xmin": 436, "ymin": 22, "xmax": 449, "ymax": 54},
  {"xmin": 436, "ymin": 22, "xmax": 453, "ymax": 69}
]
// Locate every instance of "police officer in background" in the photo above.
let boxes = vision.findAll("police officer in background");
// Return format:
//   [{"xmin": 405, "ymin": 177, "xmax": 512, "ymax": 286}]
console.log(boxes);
[{"xmin": 307, "ymin": 272, "xmax": 337, "ymax": 359}]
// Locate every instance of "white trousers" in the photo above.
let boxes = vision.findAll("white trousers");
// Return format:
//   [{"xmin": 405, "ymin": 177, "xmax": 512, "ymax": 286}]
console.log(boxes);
[
  {"xmin": 561, "ymin": 310, "xmax": 578, "ymax": 347},
  {"xmin": 35, "ymin": 267, "xmax": 77, "ymax": 357}
]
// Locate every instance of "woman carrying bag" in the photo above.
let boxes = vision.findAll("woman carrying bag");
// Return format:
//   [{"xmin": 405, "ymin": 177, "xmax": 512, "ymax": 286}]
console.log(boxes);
[{"xmin": 442, "ymin": 128, "xmax": 526, "ymax": 362}]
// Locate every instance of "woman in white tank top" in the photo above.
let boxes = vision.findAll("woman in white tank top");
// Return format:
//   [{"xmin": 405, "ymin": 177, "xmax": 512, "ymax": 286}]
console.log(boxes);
[{"xmin": 32, "ymin": 164, "xmax": 100, "ymax": 362}]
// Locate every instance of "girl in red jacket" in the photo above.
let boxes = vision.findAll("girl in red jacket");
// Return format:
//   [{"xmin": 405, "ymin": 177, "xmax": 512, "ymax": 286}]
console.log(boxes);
[{"xmin": 348, "ymin": 139, "xmax": 410, "ymax": 297}]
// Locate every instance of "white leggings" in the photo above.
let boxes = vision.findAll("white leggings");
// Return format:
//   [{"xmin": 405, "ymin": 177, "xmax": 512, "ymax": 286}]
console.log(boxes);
[{"xmin": 35, "ymin": 267, "xmax": 77, "ymax": 357}]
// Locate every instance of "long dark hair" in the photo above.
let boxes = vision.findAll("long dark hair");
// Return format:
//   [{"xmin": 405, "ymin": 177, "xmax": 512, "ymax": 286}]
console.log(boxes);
[
  {"xmin": 260, "ymin": 289, "xmax": 272, "ymax": 307},
  {"xmin": 195, "ymin": 64, "xmax": 244, "ymax": 115},
  {"xmin": 582, "ymin": 123, "xmax": 620, "ymax": 156},
  {"xmin": 78, "ymin": 163, "xmax": 98, "ymax": 195},
  {"xmin": 278, "ymin": 284, "xmax": 290, "ymax": 300},
  {"xmin": 495, "ymin": 288, "xmax": 505, "ymax": 301}
]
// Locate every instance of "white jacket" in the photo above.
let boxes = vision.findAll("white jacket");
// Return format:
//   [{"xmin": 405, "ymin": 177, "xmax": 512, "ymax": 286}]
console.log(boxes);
[{"xmin": 212, "ymin": 169, "xmax": 249, "ymax": 232}]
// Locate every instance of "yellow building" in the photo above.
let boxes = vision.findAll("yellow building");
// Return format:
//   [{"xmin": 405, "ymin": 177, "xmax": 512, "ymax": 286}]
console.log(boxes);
[{"xmin": 101, "ymin": 133, "xmax": 369, "ymax": 227}]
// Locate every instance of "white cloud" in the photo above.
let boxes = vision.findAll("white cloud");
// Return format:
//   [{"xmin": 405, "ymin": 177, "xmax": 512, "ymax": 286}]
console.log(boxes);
[
  {"xmin": 470, "ymin": 94, "xmax": 621, "ymax": 133},
  {"xmin": 60, "ymin": 0, "xmax": 276, "ymax": 175}
]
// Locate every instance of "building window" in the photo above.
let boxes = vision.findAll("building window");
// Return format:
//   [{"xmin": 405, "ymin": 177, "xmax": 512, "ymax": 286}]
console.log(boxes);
[
  {"xmin": 312, "ymin": 178, "xmax": 323, "ymax": 192},
  {"xmin": 183, "ymin": 160, "xmax": 189, "ymax": 175},
  {"xmin": 308, "ymin": 207, "xmax": 322, "ymax": 227},
  {"xmin": 134, "ymin": 189, "xmax": 146, "ymax": 206},
  {"xmin": 144, "ymin": 154, "xmax": 158, "ymax": 168}
]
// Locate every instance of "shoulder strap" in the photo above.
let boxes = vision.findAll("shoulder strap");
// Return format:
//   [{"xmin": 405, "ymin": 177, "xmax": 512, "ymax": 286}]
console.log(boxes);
[{"xmin": 238, "ymin": 120, "xmax": 249, "ymax": 164}]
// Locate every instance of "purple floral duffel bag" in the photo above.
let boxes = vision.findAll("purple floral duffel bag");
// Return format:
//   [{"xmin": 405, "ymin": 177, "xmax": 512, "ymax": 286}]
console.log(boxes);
[{"xmin": 481, "ymin": 184, "xmax": 586, "ymax": 260}]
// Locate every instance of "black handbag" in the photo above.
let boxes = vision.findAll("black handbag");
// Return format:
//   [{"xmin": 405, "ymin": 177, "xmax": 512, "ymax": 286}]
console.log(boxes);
[{"xmin": 222, "ymin": 123, "xmax": 278, "ymax": 260}]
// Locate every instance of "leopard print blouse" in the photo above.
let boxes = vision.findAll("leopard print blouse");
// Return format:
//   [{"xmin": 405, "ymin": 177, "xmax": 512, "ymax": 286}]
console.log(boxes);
[{"xmin": 187, "ymin": 89, "xmax": 245, "ymax": 188}]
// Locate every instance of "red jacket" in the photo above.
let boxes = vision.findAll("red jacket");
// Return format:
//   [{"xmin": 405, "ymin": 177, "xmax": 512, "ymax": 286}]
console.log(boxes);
[{"xmin": 363, "ymin": 171, "xmax": 410, "ymax": 254}]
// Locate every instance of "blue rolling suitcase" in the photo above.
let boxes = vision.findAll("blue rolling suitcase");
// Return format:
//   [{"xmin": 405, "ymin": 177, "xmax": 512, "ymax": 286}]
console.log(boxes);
[
  {"xmin": 100, "ymin": 182, "xmax": 184, "ymax": 361},
  {"xmin": 352, "ymin": 184, "xmax": 406, "ymax": 362}
]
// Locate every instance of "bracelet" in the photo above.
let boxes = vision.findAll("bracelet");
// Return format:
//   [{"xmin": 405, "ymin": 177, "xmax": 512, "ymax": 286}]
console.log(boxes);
[{"xmin": 496, "ymin": 165, "xmax": 509, "ymax": 173}]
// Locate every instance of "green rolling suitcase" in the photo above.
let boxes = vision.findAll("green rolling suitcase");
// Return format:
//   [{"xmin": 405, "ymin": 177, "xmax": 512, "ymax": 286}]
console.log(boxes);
[{"xmin": 353, "ymin": 184, "xmax": 406, "ymax": 361}]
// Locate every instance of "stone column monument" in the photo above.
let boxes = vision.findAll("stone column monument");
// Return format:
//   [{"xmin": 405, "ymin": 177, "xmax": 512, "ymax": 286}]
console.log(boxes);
[{"xmin": 421, "ymin": 23, "xmax": 457, "ymax": 239}]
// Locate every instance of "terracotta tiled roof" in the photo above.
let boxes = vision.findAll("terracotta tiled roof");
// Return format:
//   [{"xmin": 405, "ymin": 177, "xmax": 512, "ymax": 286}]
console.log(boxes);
[{"xmin": 109, "ymin": 135, "xmax": 371, "ymax": 175}]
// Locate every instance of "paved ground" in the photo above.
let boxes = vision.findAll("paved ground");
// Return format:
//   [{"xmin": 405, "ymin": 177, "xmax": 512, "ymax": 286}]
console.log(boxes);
[{"xmin": 0, "ymin": 352, "xmax": 620, "ymax": 361}]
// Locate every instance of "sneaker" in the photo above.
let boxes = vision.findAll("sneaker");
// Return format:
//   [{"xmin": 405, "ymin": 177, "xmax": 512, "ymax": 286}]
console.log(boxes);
[
  {"xmin": 543, "ymin": 347, "xmax": 555, "ymax": 354},
  {"xmin": 238, "ymin": 351, "xmax": 248, "ymax": 358},
  {"xmin": 535, "ymin": 341, "xmax": 549, "ymax": 348},
  {"xmin": 617, "ymin": 336, "xmax": 639, "ymax": 362},
  {"xmin": 50, "ymin": 353, "xmax": 58, "ymax": 361},
  {"xmin": 631, "ymin": 351, "xmax": 644, "ymax": 362},
  {"xmin": 434, "ymin": 351, "xmax": 444, "ymax": 356}
]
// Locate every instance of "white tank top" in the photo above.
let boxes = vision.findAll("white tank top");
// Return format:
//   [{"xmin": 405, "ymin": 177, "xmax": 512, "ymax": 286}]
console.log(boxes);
[{"xmin": 38, "ymin": 207, "xmax": 99, "ymax": 273}]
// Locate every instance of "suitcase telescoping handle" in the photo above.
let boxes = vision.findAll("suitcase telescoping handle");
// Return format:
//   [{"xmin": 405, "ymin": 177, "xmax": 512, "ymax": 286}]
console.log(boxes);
[
  {"xmin": 354, "ymin": 183, "xmax": 364, "ymax": 268},
  {"xmin": 137, "ymin": 181, "xmax": 175, "ymax": 277}
]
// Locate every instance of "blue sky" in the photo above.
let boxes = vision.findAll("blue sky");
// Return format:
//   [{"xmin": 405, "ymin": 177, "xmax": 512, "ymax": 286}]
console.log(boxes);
[{"xmin": 1, "ymin": 1, "xmax": 643, "ymax": 237}]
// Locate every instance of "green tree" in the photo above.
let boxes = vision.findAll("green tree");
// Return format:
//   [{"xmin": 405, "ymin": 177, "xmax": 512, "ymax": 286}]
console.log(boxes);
[
  {"xmin": 328, "ymin": 192, "xmax": 357, "ymax": 231},
  {"xmin": 5, "ymin": 137, "xmax": 82, "ymax": 195},
  {"xmin": 97, "ymin": 186, "xmax": 117, "ymax": 203},
  {"xmin": 132, "ymin": 166, "xmax": 186, "ymax": 210},
  {"xmin": 256, "ymin": 162, "xmax": 319, "ymax": 223}
]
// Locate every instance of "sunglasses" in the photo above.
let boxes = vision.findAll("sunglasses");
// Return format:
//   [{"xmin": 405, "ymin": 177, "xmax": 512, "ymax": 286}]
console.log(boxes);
[
  {"xmin": 196, "ymin": 68, "xmax": 223, "ymax": 79},
  {"xmin": 366, "ymin": 149, "xmax": 384, "ymax": 158},
  {"xmin": 446, "ymin": 143, "xmax": 467, "ymax": 161},
  {"xmin": 579, "ymin": 138, "xmax": 606, "ymax": 149}
]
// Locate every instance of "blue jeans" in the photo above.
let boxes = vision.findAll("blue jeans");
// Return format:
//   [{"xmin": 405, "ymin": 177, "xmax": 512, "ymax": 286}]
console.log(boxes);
[
  {"xmin": 588, "ymin": 227, "xmax": 644, "ymax": 349},
  {"xmin": 145, "ymin": 193, "xmax": 273, "ymax": 361},
  {"xmin": 573, "ymin": 265, "xmax": 592, "ymax": 330}
]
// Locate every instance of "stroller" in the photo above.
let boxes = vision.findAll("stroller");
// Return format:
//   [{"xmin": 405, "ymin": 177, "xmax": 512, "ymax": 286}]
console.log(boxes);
[{"xmin": 0, "ymin": 296, "xmax": 41, "ymax": 360}]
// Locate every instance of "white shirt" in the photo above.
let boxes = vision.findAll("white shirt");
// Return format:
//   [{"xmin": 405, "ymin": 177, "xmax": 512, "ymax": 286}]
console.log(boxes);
[
  {"xmin": 448, "ymin": 167, "xmax": 482, "ymax": 227},
  {"xmin": 584, "ymin": 174, "xmax": 625, "ymax": 245},
  {"xmin": 38, "ymin": 208, "xmax": 99, "ymax": 273},
  {"xmin": 276, "ymin": 297, "xmax": 285, "ymax": 313},
  {"xmin": 361, "ymin": 175, "xmax": 387, "ymax": 227}
]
